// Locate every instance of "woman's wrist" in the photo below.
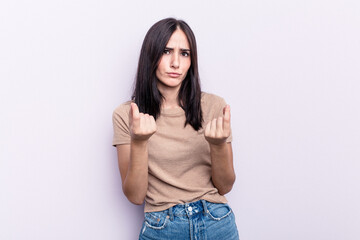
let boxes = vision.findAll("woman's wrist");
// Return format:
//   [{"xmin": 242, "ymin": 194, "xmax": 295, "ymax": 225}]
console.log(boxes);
[
  {"xmin": 131, "ymin": 138, "xmax": 148, "ymax": 147},
  {"xmin": 209, "ymin": 141, "xmax": 228, "ymax": 151}
]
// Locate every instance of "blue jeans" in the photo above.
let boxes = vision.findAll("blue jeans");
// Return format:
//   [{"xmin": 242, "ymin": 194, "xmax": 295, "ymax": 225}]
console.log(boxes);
[{"xmin": 139, "ymin": 200, "xmax": 239, "ymax": 240}]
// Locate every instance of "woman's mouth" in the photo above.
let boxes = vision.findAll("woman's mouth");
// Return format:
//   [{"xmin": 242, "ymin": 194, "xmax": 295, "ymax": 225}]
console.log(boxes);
[{"xmin": 167, "ymin": 72, "xmax": 181, "ymax": 78}]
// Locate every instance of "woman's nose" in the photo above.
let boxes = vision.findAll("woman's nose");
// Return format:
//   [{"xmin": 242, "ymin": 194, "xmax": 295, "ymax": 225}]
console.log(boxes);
[{"xmin": 171, "ymin": 54, "xmax": 179, "ymax": 68}]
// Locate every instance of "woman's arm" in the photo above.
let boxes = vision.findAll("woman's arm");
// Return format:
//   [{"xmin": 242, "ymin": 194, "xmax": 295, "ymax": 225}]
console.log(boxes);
[
  {"xmin": 205, "ymin": 105, "xmax": 236, "ymax": 195},
  {"xmin": 209, "ymin": 142, "xmax": 235, "ymax": 195},
  {"xmin": 116, "ymin": 103, "xmax": 157, "ymax": 205}
]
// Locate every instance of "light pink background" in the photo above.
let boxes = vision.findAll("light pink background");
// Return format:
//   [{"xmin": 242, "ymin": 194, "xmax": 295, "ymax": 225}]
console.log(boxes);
[{"xmin": 1, "ymin": 0, "xmax": 359, "ymax": 239}]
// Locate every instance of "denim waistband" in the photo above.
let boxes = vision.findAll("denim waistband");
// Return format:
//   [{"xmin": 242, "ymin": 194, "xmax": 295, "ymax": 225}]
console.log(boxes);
[{"xmin": 167, "ymin": 200, "xmax": 208, "ymax": 221}]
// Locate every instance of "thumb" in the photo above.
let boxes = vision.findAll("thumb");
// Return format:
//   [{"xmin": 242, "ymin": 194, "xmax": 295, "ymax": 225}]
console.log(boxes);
[
  {"xmin": 130, "ymin": 102, "xmax": 140, "ymax": 120},
  {"xmin": 223, "ymin": 105, "xmax": 231, "ymax": 129}
]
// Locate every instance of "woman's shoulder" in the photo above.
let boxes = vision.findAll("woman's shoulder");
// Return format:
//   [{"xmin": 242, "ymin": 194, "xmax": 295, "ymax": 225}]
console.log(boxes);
[
  {"xmin": 113, "ymin": 100, "xmax": 133, "ymax": 118},
  {"xmin": 201, "ymin": 92, "xmax": 226, "ymax": 105},
  {"xmin": 201, "ymin": 92, "xmax": 228, "ymax": 119}
]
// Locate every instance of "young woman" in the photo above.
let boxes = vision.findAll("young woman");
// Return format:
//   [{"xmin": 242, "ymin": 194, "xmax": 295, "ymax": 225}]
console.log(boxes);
[{"xmin": 112, "ymin": 18, "xmax": 239, "ymax": 240}]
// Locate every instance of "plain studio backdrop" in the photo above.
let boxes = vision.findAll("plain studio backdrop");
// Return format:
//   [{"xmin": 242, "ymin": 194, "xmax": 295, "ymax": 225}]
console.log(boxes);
[{"xmin": 0, "ymin": 0, "xmax": 359, "ymax": 239}]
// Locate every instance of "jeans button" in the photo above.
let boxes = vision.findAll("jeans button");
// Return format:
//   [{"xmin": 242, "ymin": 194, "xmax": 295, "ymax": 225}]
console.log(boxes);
[{"xmin": 188, "ymin": 206, "xmax": 193, "ymax": 212}]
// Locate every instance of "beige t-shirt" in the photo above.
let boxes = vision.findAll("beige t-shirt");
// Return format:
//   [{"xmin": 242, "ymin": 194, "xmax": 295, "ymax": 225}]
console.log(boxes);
[{"xmin": 112, "ymin": 92, "xmax": 232, "ymax": 212}]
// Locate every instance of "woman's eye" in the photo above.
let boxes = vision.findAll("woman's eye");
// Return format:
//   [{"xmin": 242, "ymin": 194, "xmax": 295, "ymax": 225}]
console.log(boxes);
[
  {"xmin": 182, "ymin": 52, "xmax": 190, "ymax": 57},
  {"xmin": 163, "ymin": 49, "xmax": 170, "ymax": 54}
]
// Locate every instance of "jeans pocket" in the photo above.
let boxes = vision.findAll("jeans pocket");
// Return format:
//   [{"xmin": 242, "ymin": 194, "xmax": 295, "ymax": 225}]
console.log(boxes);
[
  {"xmin": 206, "ymin": 203, "xmax": 232, "ymax": 221},
  {"xmin": 144, "ymin": 211, "xmax": 170, "ymax": 230}
]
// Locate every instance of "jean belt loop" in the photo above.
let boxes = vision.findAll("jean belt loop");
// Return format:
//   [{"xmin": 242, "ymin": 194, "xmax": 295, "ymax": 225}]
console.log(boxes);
[
  {"xmin": 168, "ymin": 206, "xmax": 174, "ymax": 221},
  {"xmin": 201, "ymin": 200, "xmax": 208, "ymax": 215}
]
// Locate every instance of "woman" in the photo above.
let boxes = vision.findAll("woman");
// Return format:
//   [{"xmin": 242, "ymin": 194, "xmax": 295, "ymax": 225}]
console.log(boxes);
[{"xmin": 112, "ymin": 18, "xmax": 239, "ymax": 240}]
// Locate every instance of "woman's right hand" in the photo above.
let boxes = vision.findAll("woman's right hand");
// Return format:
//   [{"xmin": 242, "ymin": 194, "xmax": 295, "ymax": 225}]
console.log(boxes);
[{"xmin": 129, "ymin": 102, "xmax": 157, "ymax": 141}]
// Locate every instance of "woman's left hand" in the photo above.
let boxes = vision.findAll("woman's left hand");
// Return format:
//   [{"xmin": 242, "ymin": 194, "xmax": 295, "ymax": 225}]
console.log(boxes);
[{"xmin": 204, "ymin": 105, "xmax": 231, "ymax": 145}]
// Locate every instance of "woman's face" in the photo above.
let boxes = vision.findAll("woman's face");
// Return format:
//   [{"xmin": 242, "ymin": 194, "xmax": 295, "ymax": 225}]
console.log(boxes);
[{"xmin": 156, "ymin": 29, "xmax": 191, "ymax": 93}]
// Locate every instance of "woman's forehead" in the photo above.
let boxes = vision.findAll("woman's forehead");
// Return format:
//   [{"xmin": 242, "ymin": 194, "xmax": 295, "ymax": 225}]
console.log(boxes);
[{"xmin": 166, "ymin": 29, "xmax": 190, "ymax": 49}]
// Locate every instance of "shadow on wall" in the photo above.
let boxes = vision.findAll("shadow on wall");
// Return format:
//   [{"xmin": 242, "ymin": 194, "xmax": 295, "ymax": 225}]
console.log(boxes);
[
  {"xmin": 119, "ymin": 196, "xmax": 145, "ymax": 238},
  {"xmin": 109, "ymin": 149, "xmax": 145, "ymax": 238}
]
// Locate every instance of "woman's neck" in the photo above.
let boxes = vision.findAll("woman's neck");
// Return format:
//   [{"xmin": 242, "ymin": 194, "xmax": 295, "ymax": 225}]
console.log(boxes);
[{"xmin": 159, "ymin": 87, "xmax": 181, "ymax": 110}]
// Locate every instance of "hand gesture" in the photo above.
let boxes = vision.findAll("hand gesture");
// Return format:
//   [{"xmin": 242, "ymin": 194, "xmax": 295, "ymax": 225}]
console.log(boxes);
[
  {"xmin": 204, "ymin": 105, "xmax": 231, "ymax": 145},
  {"xmin": 129, "ymin": 103, "xmax": 157, "ymax": 141}
]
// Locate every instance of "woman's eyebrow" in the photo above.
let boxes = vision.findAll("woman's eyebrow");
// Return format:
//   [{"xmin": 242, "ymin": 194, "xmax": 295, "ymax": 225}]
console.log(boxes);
[{"xmin": 165, "ymin": 47, "xmax": 190, "ymax": 52}]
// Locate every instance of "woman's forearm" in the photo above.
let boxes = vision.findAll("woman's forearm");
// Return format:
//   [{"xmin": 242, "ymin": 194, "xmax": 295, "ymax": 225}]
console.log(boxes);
[
  {"xmin": 123, "ymin": 140, "xmax": 149, "ymax": 205},
  {"xmin": 210, "ymin": 142, "xmax": 235, "ymax": 195}
]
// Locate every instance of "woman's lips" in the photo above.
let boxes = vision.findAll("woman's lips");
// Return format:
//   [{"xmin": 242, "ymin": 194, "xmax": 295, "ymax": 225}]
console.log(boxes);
[{"xmin": 167, "ymin": 72, "xmax": 181, "ymax": 78}]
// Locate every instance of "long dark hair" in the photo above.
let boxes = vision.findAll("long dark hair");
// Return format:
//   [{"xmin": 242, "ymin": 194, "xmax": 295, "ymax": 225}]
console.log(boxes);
[{"xmin": 132, "ymin": 18, "xmax": 203, "ymax": 130}]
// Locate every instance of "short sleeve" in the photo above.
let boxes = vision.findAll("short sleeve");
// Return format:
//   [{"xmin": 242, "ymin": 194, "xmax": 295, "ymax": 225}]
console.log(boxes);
[{"xmin": 112, "ymin": 102, "xmax": 131, "ymax": 146}]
